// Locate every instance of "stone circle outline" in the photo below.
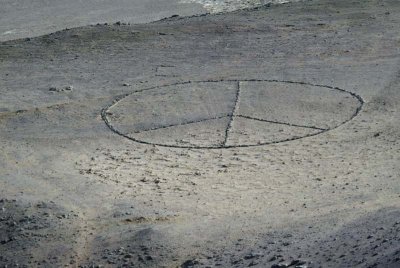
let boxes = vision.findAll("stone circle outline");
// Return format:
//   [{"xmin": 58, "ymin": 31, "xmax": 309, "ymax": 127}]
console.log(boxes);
[{"xmin": 101, "ymin": 79, "xmax": 364, "ymax": 149}]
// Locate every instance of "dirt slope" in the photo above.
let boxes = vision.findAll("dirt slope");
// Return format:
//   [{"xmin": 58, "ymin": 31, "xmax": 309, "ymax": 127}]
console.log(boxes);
[{"xmin": 1, "ymin": 0, "xmax": 399, "ymax": 267}]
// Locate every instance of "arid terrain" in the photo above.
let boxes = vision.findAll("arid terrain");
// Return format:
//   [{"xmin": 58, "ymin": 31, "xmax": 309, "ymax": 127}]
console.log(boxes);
[{"xmin": 1, "ymin": 0, "xmax": 400, "ymax": 267}]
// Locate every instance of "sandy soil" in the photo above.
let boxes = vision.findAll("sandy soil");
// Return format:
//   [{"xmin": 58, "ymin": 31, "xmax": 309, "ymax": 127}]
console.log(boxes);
[
  {"xmin": 0, "ymin": 0, "xmax": 205, "ymax": 42},
  {"xmin": 1, "ymin": 0, "xmax": 400, "ymax": 267}
]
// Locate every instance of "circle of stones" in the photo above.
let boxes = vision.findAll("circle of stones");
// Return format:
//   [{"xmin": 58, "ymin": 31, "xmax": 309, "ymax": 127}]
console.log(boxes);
[{"xmin": 101, "ymin": 79, "xmax": 364, "ymax": 149}]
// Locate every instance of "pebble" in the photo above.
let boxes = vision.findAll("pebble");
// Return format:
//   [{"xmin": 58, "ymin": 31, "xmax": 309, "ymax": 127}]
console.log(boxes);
[
  {"xmin": 244, "ymin": 252, "xmax": 263, "ymax": 259},
  {"xmin": 269, "ymin": 256, "xmax": 277, "ymax": 261},
  {"xmin": 271, "ymin": 264, "xmax": 288, "ymax": 268},
  {"xmin": 181, "ymin": 259, "xmax": 198, "ymax": 267},
  {"xmin": 290, "ymin": 260, "xmax": 307, "ymax": 266},
  {"xmin": 49, "ymin": 86, "xmax": 73, "ymax": 92}
]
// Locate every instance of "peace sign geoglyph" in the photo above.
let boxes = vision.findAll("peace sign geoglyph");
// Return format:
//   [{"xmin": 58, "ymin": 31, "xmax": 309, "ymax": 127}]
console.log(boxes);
[{"xmin": 102, "ymin": 80, "xmax": 363, "ymax": 149}]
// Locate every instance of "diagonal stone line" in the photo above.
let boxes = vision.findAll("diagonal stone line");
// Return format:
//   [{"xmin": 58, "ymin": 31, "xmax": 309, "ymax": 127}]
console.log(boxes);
[
  {"xmin": 223, "ymin": 81, "xmax": 241, "ymax": 146},
  {"xmin": 131, "ymin": 114, "xmax": 231, "ymax": 134},
  {"xmin": 236, "ymin": 115, "xmax": 327, "ymax": 131}
]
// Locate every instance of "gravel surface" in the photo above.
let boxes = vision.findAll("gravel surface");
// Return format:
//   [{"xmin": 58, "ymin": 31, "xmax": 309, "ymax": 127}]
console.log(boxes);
[{"xmin": 1, "ymin": 0, "xmax": 400, "ymax": 267}]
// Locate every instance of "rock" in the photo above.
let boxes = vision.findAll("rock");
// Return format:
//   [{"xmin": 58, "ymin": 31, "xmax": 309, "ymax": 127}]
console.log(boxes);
[
  {"xmin": 49, "ymin": 86, "xmax": 73, "ymax": 92},
  {"xmin": 181, "ymin": 259, "xmax": 198, "ymax": 267},
  {"xmin": 1, "ymin": 237, "xmax": 11, "ymax": 244},
  {"xmin": 269, "ymin": 256, "xmax": 277, "ymax": 261},
  {"xmin": 271, "ymin": 264, "xmax": 288, "ymax": 268},
  {"xmin": 290, "ymin": 260, "xmax": 306, "ymax": 266},
  {"xmin": 244, "ymin": 252, "xmax": 263, "ymax": 259},
  {"xmin": 248, "ymin": 261, "xmax": 257, "ymax": 266}
]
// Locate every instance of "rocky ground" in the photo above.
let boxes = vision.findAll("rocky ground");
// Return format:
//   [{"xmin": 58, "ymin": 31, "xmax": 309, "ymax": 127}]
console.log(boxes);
[{"xmin": 1, "ymin": 0, "xmax": 400, "ymax": 267}]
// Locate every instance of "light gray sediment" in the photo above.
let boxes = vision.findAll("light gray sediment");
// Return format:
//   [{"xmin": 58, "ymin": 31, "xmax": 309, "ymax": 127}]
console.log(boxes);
[{"xmin": 1, "ymin": 0, "xmax": 400, "ymax": 267}]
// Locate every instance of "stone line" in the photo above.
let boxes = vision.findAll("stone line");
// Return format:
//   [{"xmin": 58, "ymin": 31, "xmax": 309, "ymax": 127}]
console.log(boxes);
[
  {"xmin": 223, "ymin": 81, "xmax": 241, "ymax": 146},
  {"xmin": 236, "ymin": 115, "xmax": 327, "ymax": 131},
  {"xmin": 102, "ymin": 79, "xmax": 364, "ymax": 149},
  {"xmin": 131, "ymin": 114, "xmax": 231, "ymax": 134}
]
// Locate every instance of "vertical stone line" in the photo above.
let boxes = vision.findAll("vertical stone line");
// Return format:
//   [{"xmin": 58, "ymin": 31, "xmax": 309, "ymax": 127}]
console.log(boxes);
[{"xmin": 223, "ymin": 81, "xmax": 241, "ymax": 147}]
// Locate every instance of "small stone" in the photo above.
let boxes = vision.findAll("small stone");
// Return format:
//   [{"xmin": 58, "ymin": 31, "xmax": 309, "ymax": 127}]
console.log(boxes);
[
  {"xmin": 123, "ymin": 83, "xmax": 131, "ymax": 87},
  {"xmin": 244, "ymin": 253, "xmax": 263, "ymax": 259},
  {"xmin": 271, "ymin": 264, "xmax": 288, "ymax": 268},
  {"xmin": 181, "ymin": 259, "xmax": 198, "ymax": 267},
  {"xmin": 290, "ymin": 260, "xmax": 306, "ymax": 266},
  {"xmin": 65, "ymin": 85, "xmax": 73, "ymax": 91},
  {"xmin": 269, "ymin": 256, "xmax": 277, "ymax": 261},
  {"xmin": 1, "ymin": 237, "xmax": 11, "ymax": 244}
]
